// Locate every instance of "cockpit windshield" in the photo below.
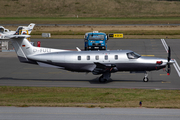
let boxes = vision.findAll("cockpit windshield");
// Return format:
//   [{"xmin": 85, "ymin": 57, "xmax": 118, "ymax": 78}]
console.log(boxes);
[
  {"xmin": 88, "ymin": 35, "xmax": 104, "ymax": 40},
  {"xmin": 0, "ymin": 28, "xmax": 4, "ymax": 33},
  {"xmin": 127, "ymin": 52, "xmax": 141, "ymax": 59}
]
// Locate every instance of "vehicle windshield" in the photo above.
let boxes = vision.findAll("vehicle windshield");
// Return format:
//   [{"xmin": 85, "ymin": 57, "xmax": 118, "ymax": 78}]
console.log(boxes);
[
  {"xmin": 88, "ymin": 35, "xmax": 104, "ymax": 40},
  {"xmin": 127, "ymin": 52, "xmax": 141, "ymax": 59}
]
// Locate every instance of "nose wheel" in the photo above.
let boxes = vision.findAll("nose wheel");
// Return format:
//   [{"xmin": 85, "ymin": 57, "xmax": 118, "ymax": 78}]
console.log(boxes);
[
  {"xmin": 143, "ymin": 77, "xmax": 149, "ymax": 82},
  {"xmin": 143, "ymin": 72, "xmax": 149, "ymax": 82}
]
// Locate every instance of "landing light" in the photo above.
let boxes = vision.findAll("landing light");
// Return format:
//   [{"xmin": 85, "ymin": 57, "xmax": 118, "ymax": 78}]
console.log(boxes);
[{"xmin": 156, "ymin": 61, "xmax": 163, "ymax": 65}]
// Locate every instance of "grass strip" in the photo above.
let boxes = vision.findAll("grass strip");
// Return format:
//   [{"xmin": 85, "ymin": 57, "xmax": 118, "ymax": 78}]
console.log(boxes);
[
  {"xmin": 0, "ymin": 86, "xmax": 180, "ymax": 108},
  {"xmin": 1, "ymin": 17, "xmax": 180, "ymax": 24}
]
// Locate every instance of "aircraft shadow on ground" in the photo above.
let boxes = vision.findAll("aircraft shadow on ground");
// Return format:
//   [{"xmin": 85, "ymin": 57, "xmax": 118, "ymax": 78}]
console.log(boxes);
[{"xmin": 0, "ymin": 77, "xmax": 164, "ymax": 84}]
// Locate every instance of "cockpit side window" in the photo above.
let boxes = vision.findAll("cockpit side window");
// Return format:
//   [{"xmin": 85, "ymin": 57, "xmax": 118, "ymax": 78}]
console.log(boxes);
[
  {"xmin": 0, "ymin": 28, "xmax": 4, "ymax": 33},
  {"xmin": 127, "ymin": 52, "xmax": 141, "ymax": 59}
]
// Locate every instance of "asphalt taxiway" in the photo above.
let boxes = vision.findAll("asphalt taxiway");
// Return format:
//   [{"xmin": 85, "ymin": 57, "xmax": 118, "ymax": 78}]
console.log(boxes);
[{"xmin": 0, "ymin": 39, "xmax": 180, "ymax": 89}]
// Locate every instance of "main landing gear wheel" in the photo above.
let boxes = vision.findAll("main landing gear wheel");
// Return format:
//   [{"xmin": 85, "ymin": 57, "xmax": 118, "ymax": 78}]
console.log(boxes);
[
  {"xmin": 99, "ymin": 75, "xmax": 107, "ymax": 83},
  {"xmin": 143, "ymin": 77, "xmax": 149, "ymax": 82},
  {"xmin": 143, "ymin": 72, "xmax": 149, "ymax": 82}
]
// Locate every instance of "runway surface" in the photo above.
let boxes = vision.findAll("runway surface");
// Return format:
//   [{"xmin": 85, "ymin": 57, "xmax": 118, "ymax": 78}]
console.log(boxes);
[
  {"xmin": 0, "ymin": 39, "xmax": 180, "ymax": 89},
  {"xmin": 0, "ymin": 107, "xmax": 180, "ymax": 120}
]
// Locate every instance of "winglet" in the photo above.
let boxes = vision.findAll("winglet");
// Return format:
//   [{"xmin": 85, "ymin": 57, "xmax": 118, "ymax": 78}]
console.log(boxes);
[{"xmin": 76, "ymin": 47, "xmax": 81, "ymax": 51}]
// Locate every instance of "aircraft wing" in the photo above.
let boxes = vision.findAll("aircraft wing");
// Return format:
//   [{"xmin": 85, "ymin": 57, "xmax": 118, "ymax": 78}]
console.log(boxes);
[
  {"xmin": 92, "ymin": 62, "xmax": 118, "ymax": 75},
  {"xmin": 0, "ymin": 35, "xmax": 30, "ymax": 40}
]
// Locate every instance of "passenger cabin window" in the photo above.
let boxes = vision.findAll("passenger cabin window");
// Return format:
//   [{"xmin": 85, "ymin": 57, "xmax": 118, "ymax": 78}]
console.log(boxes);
[
  {"xmin": 87, "ymin": 56, "xmax": 90, "ymax": 60},
  {"xmin": 127, "ymin": 52, "xmax": 141, "ymax": 59},
  {"xmin": 95, "ymin": 55, "xmax": 99, "ymax": 60},
  {"xmin": 115, "ymin": 55, "xmax": 118, "ymax": 60},
  {"xmin": 104, "ymin": 55, "xmax": 108, "ymax": 60},
  {"xmin": 78, "ymin": 56, "xmax": 81, "ymax": 60}
]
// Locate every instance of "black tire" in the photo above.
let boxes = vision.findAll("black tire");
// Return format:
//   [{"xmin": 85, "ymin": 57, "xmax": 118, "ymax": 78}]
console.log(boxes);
[
  {"xmin": 143, "ymin": 77, "xmax": 149, "ymax": 82},
  {"xmin": 99, "ymin": 76, "xmax": 107, "ymax": 83}
]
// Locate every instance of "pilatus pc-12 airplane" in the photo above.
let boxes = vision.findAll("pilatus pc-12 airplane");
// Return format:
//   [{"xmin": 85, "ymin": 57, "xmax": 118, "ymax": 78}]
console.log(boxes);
[{"xmin": 8, "ymin": 34, "xmax": 175, "ymax": 83}]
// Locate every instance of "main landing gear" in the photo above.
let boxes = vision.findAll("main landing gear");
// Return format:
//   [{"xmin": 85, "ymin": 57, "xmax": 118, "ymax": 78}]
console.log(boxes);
[
  {"xmin": 99, "ymin": 72, "xmax": 111, "ymax": 83},
  {"xmin": 98, "ymin": 72, "xmax": 149, "ymax": 83},
  {"xmin": 143, "ymin": 72, "xmax": 149, "ymax": 82}
]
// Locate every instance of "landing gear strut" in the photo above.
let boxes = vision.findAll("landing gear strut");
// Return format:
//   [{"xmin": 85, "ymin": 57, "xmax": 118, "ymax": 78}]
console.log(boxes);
[
  {"xmin": 143, "ymin": 72, "xmax": 149, "ymax": 82},
  {"xmin": 99, "ymin": 72, "xmax": 111, "ymax": 83}
]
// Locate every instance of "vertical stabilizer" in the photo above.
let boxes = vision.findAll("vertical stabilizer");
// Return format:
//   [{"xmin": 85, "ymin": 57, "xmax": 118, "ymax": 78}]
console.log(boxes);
[
  {"xmin": 10, "ymin": 35, "xmax": 34, "ymax": 63},
  {"xmin": 27, "ymin": 23, "xmax": 35, "ymax": 34}
]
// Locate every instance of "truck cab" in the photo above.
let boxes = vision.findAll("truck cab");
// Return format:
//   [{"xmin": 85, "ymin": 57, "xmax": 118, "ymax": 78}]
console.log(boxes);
[{"xmin": 84, "ymin": 31, "xmax": 108, "ymax": 50}]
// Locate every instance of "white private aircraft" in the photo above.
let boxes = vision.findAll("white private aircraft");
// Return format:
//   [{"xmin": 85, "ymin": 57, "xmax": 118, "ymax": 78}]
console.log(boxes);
[
  {"xmin": 0, "ymin": 23, "xmax": 35, "ymax": 39},
  {"xmin": 5, "ymin": 32, "xmax": 177, "ymax": 83}
]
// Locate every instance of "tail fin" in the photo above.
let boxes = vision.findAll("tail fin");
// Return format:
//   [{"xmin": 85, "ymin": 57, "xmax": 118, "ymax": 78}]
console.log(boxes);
[
  {"xmin": 10, "ymin": 35, "xmax": 35, "ymax": 63},
  {"xmin": 27, "ymin": 23, "xmax": 35, "ymax": 34},
  {"xmin": 14, "ymin": 27, "xmax": 23, "ymax": 35},
  {"xmin": 14, "ymin": 23, "xmax": 35, "ymax": 35}
]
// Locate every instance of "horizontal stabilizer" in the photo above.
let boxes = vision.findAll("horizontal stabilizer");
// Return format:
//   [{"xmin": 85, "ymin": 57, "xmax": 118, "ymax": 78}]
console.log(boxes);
[{"xmin": 9, "ymin": 35, "xmax": 31, "ymax": 39}]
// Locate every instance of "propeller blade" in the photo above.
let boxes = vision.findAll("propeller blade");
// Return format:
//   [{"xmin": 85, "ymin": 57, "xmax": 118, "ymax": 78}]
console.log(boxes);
[
  {"xmin": 168, "ymin": 46, "xmax": 171, "ymax": 62},
  {"xmin": 167, "ymin": 46, "xmax": 171, "ymax": 75},
  {"xmin": 167, "ymin": 64, "xmax": 171, "ymax": 75}
]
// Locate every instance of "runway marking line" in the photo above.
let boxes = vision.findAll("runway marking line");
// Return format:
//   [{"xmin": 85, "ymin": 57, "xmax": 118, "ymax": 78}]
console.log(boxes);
[
  {"xmin": 141, "ymin": 55, "xmax": 155, "ymax": 57},
  {"xmin": 162, "ymin": 81, "xmax": 171, "ymax": 83},
  {"xmin": 151, "ymin": 45, "xmax": 157, "ymax": 47},
  {"xmin": 160, "ymin": 74, "xmax": 167, "ymax": 76}
]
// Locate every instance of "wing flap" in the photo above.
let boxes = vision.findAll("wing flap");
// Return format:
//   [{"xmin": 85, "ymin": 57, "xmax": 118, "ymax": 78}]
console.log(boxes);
[{"xmin": 92, "ymin": 62, "xmax": 117, "ymax": 75}]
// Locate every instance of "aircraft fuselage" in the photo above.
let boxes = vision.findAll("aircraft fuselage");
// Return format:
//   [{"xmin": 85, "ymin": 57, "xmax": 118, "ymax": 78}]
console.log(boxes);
[{"xmin": 27, "ymin": 50, "xmax": 167, "ymax": 72}]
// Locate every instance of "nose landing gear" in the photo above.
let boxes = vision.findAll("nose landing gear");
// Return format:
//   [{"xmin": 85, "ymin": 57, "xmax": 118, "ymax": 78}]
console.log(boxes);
[{"xmin": 143, "ymin": 72, "xmax": 149, "ymax": 82}]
